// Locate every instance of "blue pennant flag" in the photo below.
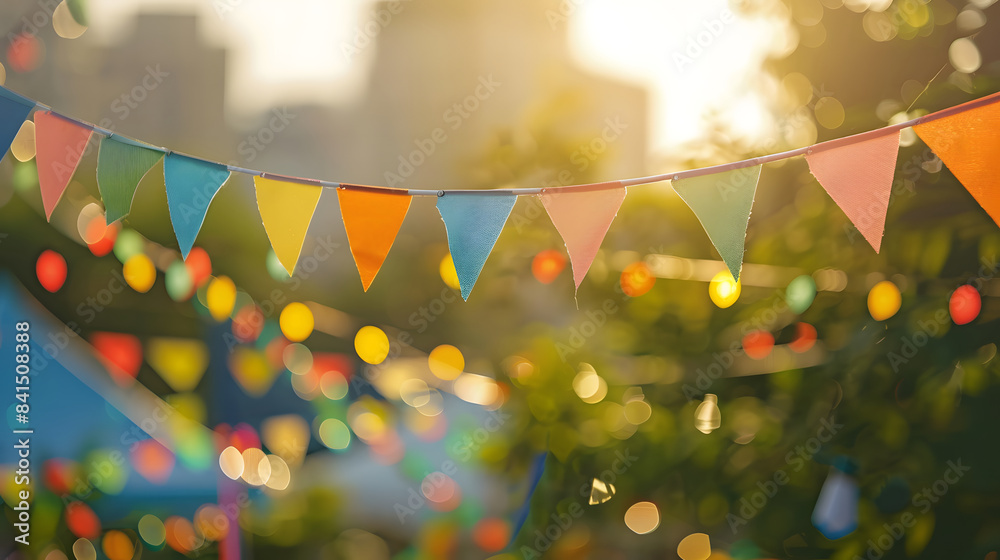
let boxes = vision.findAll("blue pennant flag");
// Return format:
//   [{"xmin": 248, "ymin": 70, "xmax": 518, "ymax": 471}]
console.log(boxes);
[
  {"xmin": 0, "ymin": 86, "xmax": 36, "ymax": 161},
  {"xmin": 436, "ymin": 193, "xmax": 517, "ymax": 300},
  {"xmin": 163, "ymin": 153, "xmax": 231, "ymax": 259}
]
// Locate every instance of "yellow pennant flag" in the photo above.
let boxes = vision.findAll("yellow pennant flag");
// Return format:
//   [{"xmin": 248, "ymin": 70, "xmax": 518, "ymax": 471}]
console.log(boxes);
[{"xmin": 254, "ymin": 175, "xmax": 323, "ymax": 275}]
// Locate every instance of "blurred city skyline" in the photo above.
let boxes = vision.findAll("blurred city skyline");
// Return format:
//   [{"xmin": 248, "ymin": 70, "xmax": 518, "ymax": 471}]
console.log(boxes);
[{"xmin": 83, "ymin": 0, "xmax": 788, "ymax": 157}]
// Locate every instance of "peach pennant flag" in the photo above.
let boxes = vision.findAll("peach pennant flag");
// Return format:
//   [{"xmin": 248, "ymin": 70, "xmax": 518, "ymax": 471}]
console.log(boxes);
[
  {"xmin": 35, "ymin": 111, "xmax": 93, "ymax": 220},
  {"xmin": 337, "ymin": 187, "xmax": 412, "ymax": 291},
  {"xmin": 914, "ymin": 99, "xmax": 1000, "ymax": 227},
  {"xmin": 254, "ymin": 175, "xmax": 323, "ymax": 276},
  {"xmin": 805, "ymin": 130, "xmax": 901, "ymax": 253},
  {"xmin": 541, "ymin": 183, "xmax": 626, "ymax": 291}
]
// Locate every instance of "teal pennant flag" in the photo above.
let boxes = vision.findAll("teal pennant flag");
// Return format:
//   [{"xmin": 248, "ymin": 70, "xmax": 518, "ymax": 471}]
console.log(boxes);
[
  {"xmin": 164, "ymin": 153, "xmax": 231, "ymax": 258},
  {"xmin": 436, "ymin": 193, "xmax": 517, "ymax": 300},
  {"xmin": 672, "ymin": 165, "xmax": 761, "ymax": 282}
]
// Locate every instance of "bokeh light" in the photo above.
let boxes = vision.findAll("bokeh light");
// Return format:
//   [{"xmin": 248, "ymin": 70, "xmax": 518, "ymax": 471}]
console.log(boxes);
[
  {"xmin": 624, "ymin": 501, "xmax": 660, "ymax": 534},
  {"xmin": 790, "ymin": 323, "xmax": 818, "ymax": 353},
  {"xmin": 677, "ymin": 533, "xmax": 712, "ymax": 560},
  {"xmin": 786, "ymin": 274, "xmax": 817, "ymax": 314},
  {"xmin": 185, "ymin": 247, "xmax": 213, "ymax": 286},
  {"xmin": 532, "ymin": 249, "xmax": 567, "ymax": 284},
  {"xmin": 71, "ymin": 538, "xmax": 96, "ymax": 560},
  {"xmin": 138, "ymin": 514, "xmax": 166, "ymax": 547},
  {"xmin": 194, "ymin": 504, "xmax": 230, "ymax": 541},
  {"xmin": 473, "ymin": 518, "xmax": 511, "ymax": 552},
  {"xmin": 165, "ymin": 260, "xmax": 194, "ymax": 301},
  {"xmin": 113, "ymin": 228, "xmax": 144, "ymax": 263},
  {"xmin": 53, "ymin": 0, "xmax": 89, "ymax": 39},
  {"xmin": 742, "ymin": 331, "xmax": 775, "ymax": 360},
  {"xmin": 101, "ymin": 530, "xmax": 133, "ymax": 560},
  {"xmin": 164, "ymin": 516, "xmax": 200, "ymax": 554},
  {"xmin": 695, "ymin": 394, "xmax": 721, "ymax": 435},
  {"xmin": 440, "ymin": 254, "xmax": 461, "ymax": 290},
  {"xmin": 429, "ymin": 344, "xmax": 465, "ymax": 380},
  {"xmin": 621, "ymin": 261, "xmax": 655, "ymax": 297},
  {"xmin": 123, "ymin": 253, "xmax": 156, "ymax": 293},
  {"xmin": 36, "ymin": 249, "xmax": 68, "ymax": 292},
  {"xmin": 279, "ymin": 302, "xmax": 314, "ymax": 342},
  {"xmin": 240, "ymin": 447, "xmax": 271, "ymax": 486},
  {"xmin": 868, "ymin": 280, "xmax": 901, "ymax": 321},
  {"xmin": 206, "ymin": 275, "xmax": 237, "ymax": 321},
  {"xmin": 131, "ymin": 439, "xmax": 175, "ymax": 483},
  {"xmin": 219, "ymin": 446, "xmax": 244, "ymax": 480},
  {"xmin": 355, "ymin": 326, "xmax": 390, "ymax": 365},
  {"xmin": 949, "ymin": 285, "xmax": 981, "ymax": 325},
  {"xmin": 11, "ymin": 120, "xmax": 36, "ymax": 162},
  {"xmin": 709, "ymin": 270, "xmax": 741, "ymax": 308},
  {"xmin": 66, "ymin": 501, "xmax": 101, "ymax": 539},
  {"xmin": 318, "ymin": 418, "xmax": 352, "ymax": 450}
]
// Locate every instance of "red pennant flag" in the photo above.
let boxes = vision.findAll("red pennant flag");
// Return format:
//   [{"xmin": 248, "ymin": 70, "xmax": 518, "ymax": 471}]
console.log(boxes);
[
  {"xmin": 915, "ymin": 99, "xmax": 1000, "ymax": 227},
  {"xmin": 337, "ymin": 187, "xmax": 412, "ymax": 291},
  {"xmin": 805, "ymin": 130, "xmax": 900, "ymax": 252},
  {"xmin": 541, "ymin": 183, "xmax": 627, "ymax": 291},
  {"xmin": 35, "ymin": 111, "xmax": 93, "ymax": 220}
]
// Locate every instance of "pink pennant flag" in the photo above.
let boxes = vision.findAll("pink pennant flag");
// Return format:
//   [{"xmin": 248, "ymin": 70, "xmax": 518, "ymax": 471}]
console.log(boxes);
[
  {"xmin": 805, "ymin": 130, "xmax": 900, "ymax": 252},
  {"xmin": 35, "ymin": 111, "xmax": 93, "ymax": 220},
  {"xmin": 541, "ymin": 182, "xmax": 627, "ymax": 291}
]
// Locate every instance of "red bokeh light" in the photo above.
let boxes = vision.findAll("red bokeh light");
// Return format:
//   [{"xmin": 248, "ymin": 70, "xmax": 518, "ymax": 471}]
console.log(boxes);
[
  {"xmin": 66, "ymin": 501, "xmax": 101, "ymax": 539},
  {"xmin": 90, "ymin": 332, "xmax": 143, "ymax": 386},
  {"xmin": 949, "ymin": 285, "xmax": 981, "ymax": 325},
  {"xmin": 185, "ymin": 247, "xmax": 212, "ymax": 287},
  {"xmin": 531, "ymin": 249, "xmax": 567, "ymax": 284},
  {"xmin": 620, "ymin": 261, "xmax": 655, "ymax": 297},
  {"xmin": 36, "ymin": 250, "xmax": 68, "ymax": 292},
  {"xmin": 743, "ymin": 330, "xmax": 775, "ymax": 360},
  {"xmin": 789, "ymin": 323, "xmax": 818, "ymax": 353}
]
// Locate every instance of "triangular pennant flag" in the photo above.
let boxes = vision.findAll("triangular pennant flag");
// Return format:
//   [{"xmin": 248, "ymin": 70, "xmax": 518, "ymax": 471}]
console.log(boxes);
[
  {"xmin": 254, "ymin": 175, "xmax": 323, "ymax": 276},
  {"xmin": 914, "ymin": 100, "xmax": 1000, "ymax": 227},
  {"xmin": 436, "ymin": 193, "xmax": 517, "ymax": 300},
  {"xmin": 541, "ymin": 183, "xmax": 626, "ymax": 291},
  {"xmin": 0, "ymin": 86, "xmax": 35, "ymax": 162},
  {"xmin": 97, "ymin": 135, "xmax": 166, "ymax": 223},
  {"xmin": 35, "ymin": 111, "xmax": 93, "ymax": 220},
  {"xmin": 337, "ymin": 188, "xmax": 412, "ymax": 291},
  {"xmin": 163, "ymin": 153, "xmax": 231, "ymax": 259},
  {"xmin": 673, "ymin": 165, "xmax": 761, "ymax": 282},
  {"xmin": 805, "ymin": 131, "xmax": 900, "ymax": 252}
]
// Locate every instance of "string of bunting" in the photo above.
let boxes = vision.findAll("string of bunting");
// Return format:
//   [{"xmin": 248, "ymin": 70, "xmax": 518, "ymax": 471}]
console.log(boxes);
[{"xmin": 3, "ymin": 84, "xmax": 1000, "ymax": 300}]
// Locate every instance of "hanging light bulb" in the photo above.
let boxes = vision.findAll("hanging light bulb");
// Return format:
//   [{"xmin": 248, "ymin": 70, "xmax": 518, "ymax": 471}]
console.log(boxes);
[
  {"xmin": 694, "ymin": 394, "xmax": 721, "ymax": 434},
  {"xmin": 588, "ymin": 478, "xmax": 616, "ymax": 505}
]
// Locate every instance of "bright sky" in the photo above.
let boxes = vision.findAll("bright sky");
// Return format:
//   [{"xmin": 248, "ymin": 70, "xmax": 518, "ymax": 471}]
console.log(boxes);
[{"xmin": 85, "ymin": 0, "xmax": 788, "ymax": 156}]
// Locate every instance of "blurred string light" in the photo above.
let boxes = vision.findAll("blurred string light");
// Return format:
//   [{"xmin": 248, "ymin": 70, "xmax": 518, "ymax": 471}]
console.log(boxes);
[
  {"xmin": 137, "ymin": 514, "xmax": 166, "ymax": 547},
  {"xmin": 206, "ymin": 276, "xmax": 237, "ymax": 320},
  {"xmin": 620, "ymin": 261, "xmax": 655, "ymax": 297},
  {"xmin": 261, "ymin": 414, "xmax": 310, "ymax": 467},
  {"xmin": 53, "ymin": 0, "xmax": 88, "ymax": 39},
  {"xmin": 589, "ymin": 478, "xmax": 615, "ymax": 505},
  {"xmin": 11, "ymin": 120, "xmax": 36, "ymax": 161},
  {"xmin": 439, "ymin": 253, "xmax": 461, "ymax": 290},
  {"xmin": 6, "ymin": 33, "xmax": 43, "ymax": 73},
  {"xmin": 131, "ymin": 439, "xmax": 175, "ymax": 484},
  {"xmin": 66, "ymin": 501, "xmax": 101, "ymax": 539},
  {"xmin": 694, "ymin": 394, "xmax": 721, "ymax": 435},
  {"xmin": 147, "ymin": 338, "xmax": 209, "ymax": 392},
  {"xmin": 317, "ymin": 418, "xmax": 351, "ymax": 450},
  {"xmin": 194, "ymin": 504, "xmax": 230, "ymax": 541},
  {"xmin": 113, "ymin": 228, "xmax": 144, "ymax": 263},
  {"xmin": 219, "ymin": 446, "xmax": 244, "ymax": 480},
  {"xmin": 36, "ymin": 249, "xmax": 67, "ymax": 292},
  {"xmin": 472, "ymin": 518, "xmax": 510, "ymax": 553},
  {"xmin": 709, "ymin": 270, "xmax": 741, "ymax": 308},
  {"xmin": 677, "ymin": 533, "xmax": 712, "ymax": 560},
  {"xmin": 790, "ymin": 323, "xmax": 818, "ymax": 353},
  {"xmin": 950, "ymin": 285, "xmax": 981, "ymax": 325},
  {"xmin": 573, "ymin": 363, "xmax": 608, "ymax": 404},
  {"xmin": 786, "ymin": 274, "xmax": 817, "ymax": 314},
  {"xmin": 742, "ymin": 331, "xmax": 774, "ymax": 360},
  {"xmin": 101, "ymin": 530, "xmax": 133, "ymax": 560},
  {"xmin": 185, "ymin": 247, "xmax": 212, "ymax": 287},
  {"xmin": 164, "ymin": 516, "xmax": 201, "ymax": 554},
  {"xmin": 165, "ymin": 261, "xmax": 194, "ymax": 301},
  {"xmin": 71, "ymin": 539, "xmax": 96, "ymax": 560},
  {"xmin": 279, "ymin": 302, "xmax": 314, "ymax": 342},
  {"xmin": 624, "ymin": 501, "xmax": 660, "ymax": 534},
  {"xmin": 429, "ymin": 344, "xmax": 464, "ymax": 380},
  {"xmin": 355, "ymin": 326, "xmax": 390, "ymax": 364},
  {"xmin": 123, "ymin": 253, "xmax": 156, "ymax": 293},
  {"xmin": 868, "ymin": 280, "xmax": 902, "ymax": 321},
  {"xmin": 532, "ymin": 249, "xmax": 567, "ymax": 284}
]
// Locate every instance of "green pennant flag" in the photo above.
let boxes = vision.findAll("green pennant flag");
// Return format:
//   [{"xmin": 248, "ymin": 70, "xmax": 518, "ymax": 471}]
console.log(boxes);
[
  {"xmin": 673, "ymin": 165, "xmax": 761, "ymax": 282},
  {"xmin": 97, "ymin": 136, "xmax": 166, "ymax": 224}
]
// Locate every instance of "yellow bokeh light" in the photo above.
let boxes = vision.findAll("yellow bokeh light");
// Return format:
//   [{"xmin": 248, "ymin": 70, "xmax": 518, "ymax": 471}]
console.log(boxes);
[
  {"xmin": 53, "ymin": 1, "xmax": 88, "ymax": 39},
  {"xmin": 123, "ymin": 254, "xmax": 156, "ymax": 293},
  {"xmin": 264, "ymin": 455, "xmax": 291, "ymax": 491},
  {"xmin": 677, "ymin": 533, "xmax": 713, "ymax": 560},
  {"xmin": 624, "ymin": 399, "xmax": 652, "ymax": 425},
  {"xmin": 240, "ymin": 448, "xmax": 270, "ymax": 486},
  {"xmin": 101, "ymin": 530, "xmax": 134, "ymax": 560},
  {"xmin": 280, "ymin": 302, "xmax": 314, "ymax": 342},
  {"xmin": 439, "ymin": 253, "xmax": 461, "ymax": 290},
  {"xmin": 355, "ymin": 326, "xmax": 390, "ymax": 364},
  {"xmin": 261, "ymin": 414, "xmax": 310, "ymax": 467},
  {"xmin": 573, "ymin": 367, "xmax": 601, "ymax": 400},
  {"xmin": 72, "ymin": 538, "xmax": 97, "ymax": 560},
  {"xmin": 138, "ymin": 514, "xmax": 166, "ymax": 547},
  {"xmin": 624, "ymin": 501, "xmax": 660, "ymax": 534},
  {"xmin": 218, "ymin": 446, "xmax": 244, "ymax": 480},
  {"xmin": 11, "ymin": 120, "xmax": 35, "ymax": 162},
  {"xmin": 709, "ymin": 270, "xmax": 742, "ymax": 308},
  {"xmin": 868, "ymin": 280, "xmax": 902, "ymax": 321},
  {"xmin": 206, "ymin": 276, "xmax": 237, "ymax": 321},
  {"xmin": 454, "ymin": 373, "xmax": 499, "ymax": 406},
  {"xmin": 428, "ymin": 344, "xmax": 464, "ymax": 380}
]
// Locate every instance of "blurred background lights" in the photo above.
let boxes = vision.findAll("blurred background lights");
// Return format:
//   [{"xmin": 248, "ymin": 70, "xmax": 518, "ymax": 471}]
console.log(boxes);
[
  {"xmin": 265, "ymin": 454, "xmax": 291, "ymax": 490},
  {"xmin": 240, "ymin": 447, "xmax": 271, "ymax": 485},
  {"xmin": 532, "ymin": 249, "xmax": 567, "ymax": 284},
  {"xmin": 279, "ymin": 302, "xmax": 315, "ymax": 342},
  {"xmin": 66, "ymin": 501, "xmax": 101, "ymax": 539},
  {"xmin": 53, "ymin": 0, "xmax": 88, "ymax": 39},
  {"xmin": 206, "ymin": 275, "xmax": 237, "ymax": 321},
  {"xmin": 184, "ymin": 247, "xmax": 213, "ymax": 286},
  {"xmin": 677, "ymin": 532, "xmax": 712, "ymax": 560},
  {"xmin": 123, "ymin": 253, "xmax": 156, "ymax": 293},
  {"xmin": 589, "ymin": 478, "xmax": 615, "ymax": 505},
  {"xmin": 868, "ymin": 280, "xmax": 901, "ymax": 321},
  {"xmin": 318, "ymin": 418, "xmax": 352, "ymax": 450},
  {"xmin": 949, "ymin": 37, "xmax": 981, "ymax": 73},
  {"xmin": 218, "ymin": 445, "xmax": 244, "ymax": 479},
  {"xmin": 71, "ymin": 538, "xmax": 96, "ymax": 560},
  {"xmin": 695, "ymin": 394, "xmax": 721, "ymax": 434},
  {"xmin": 194, "ymin": 504, "xmax": 230, "ymax": 541},
  {"xmin": 113, "ymin": 228, "xmax": 144, "ymax": 263},
  {"xmin": 624, "ymin": 501, "xmax": 660, "ymax": 534},
  {"xmin": 355, "ymin": 325, "xmax": 390, "ymax": 364},
  {"xmin": 36, "ymin": 249, "xmax": 67, "ymax": 292},
  {"xmin": 949, "ymin": 285, "xmax": 981, "ymax": 325},
  {"xmin": 428, "ymin": 344, "xmax": 464, "ymax": 380},
  {"xmin": 165, "ymin": 261, "xmax": 194, "ymax": 301},
  {"xmin": 786, "ymin": 274, "xmax": 817, "ymax": 313},
  {"xmin": 439, "ymin": 253, "xmax": 461, "ymax": 290},
  {"xmin": 790, "ymin": 323, "xmax": 818, "ymax": 353},
  {"xmin": 742, "ymin": 330, "xmax": 775, "ymax": 360},
  {"xmin": 138, "ymin": 514, "xmax": 166, "ymax": 547},
  {"xmin": 101, "ymin": 530, "xmax": 133, "ymax": 560},
  {"xmin": 11, "ymin": 120, "xmax": 36, "ymax": 162},
  {"xmin": 620, "ymin": 261, "xmax": 656, "ymax": 297},
  {"xmin": 709, "ymin": 270, "xmax": 741, "ymax": 308}
]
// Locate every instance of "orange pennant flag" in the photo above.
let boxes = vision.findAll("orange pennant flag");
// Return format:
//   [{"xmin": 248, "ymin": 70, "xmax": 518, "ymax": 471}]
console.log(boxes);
[
  {"xmin": 914, "ymin": 99, "xmax": 1000, "ymax": 227},
  {"xmin": 338, "ymin": 187, "xmax": 412, "ymax": 291},
  {"xmin": 805, "ymin": 131, "xmax": 900, "ymax": 253},
  {"xmin": 541, "ymin": 183, "xmax": 626, "ymax": 291},
  {"xmin": 35, "ymin": 111, "xmax": 93, "ymax": 220}
]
